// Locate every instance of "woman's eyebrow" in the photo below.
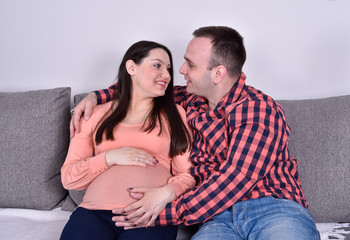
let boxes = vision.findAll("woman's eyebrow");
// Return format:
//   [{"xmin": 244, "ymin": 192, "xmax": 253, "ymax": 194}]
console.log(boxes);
[{"xmin": 151, "ymin": 58, "xmax": 171, "ymax": 67}]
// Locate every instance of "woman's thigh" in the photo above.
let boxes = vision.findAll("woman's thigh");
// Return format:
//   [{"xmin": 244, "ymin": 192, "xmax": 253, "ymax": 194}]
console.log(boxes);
[
  {"xmin": 118, "ymin": 226, "xmax": 178, "ymax": 240},
  {"xmin": 61, "ymin": 207, "xmax": 177, "ymax": 240},
  {"xmin": 60, "ymin": 207, "xmax": 116, "ymax": 240}
]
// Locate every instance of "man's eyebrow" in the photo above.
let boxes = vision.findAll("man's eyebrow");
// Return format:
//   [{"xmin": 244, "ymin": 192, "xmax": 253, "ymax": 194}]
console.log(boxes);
[{"xmin": 184, "ymin": 56, "xmax": 194, "ymax": 65}]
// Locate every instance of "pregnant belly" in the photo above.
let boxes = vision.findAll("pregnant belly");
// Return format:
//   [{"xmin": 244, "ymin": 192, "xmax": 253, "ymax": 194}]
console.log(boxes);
[{"xmin": 82, "ymin": 164, "xmax": 171, "ymax": 209}]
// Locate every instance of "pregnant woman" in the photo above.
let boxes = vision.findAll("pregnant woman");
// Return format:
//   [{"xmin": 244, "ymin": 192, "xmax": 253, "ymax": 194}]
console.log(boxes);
[{"xmin": 60, "ymin": 40, "xmax": 195, "ymax": 240}]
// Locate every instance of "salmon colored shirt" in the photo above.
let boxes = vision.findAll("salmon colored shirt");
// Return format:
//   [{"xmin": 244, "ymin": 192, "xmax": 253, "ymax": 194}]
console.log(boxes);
[{"xmin": 61, "ymin": 101, "xmax": 195, "ymax": 210}]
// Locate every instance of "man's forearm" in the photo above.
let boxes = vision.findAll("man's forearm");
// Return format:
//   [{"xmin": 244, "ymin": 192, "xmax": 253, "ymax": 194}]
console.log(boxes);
[{"xmin": 94, "ymin": 83, "xmax": 117, "ymax": 104}]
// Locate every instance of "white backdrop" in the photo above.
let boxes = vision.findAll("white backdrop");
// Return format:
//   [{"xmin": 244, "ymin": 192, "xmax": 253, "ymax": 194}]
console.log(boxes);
[{"xmin": 1, "ymin": 0, "xmax": 349, "ymax": 102}]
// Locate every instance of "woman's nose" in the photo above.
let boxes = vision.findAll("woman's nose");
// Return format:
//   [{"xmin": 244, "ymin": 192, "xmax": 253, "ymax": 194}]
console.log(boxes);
[{"xmin": 162, "ymin": 69, "xmax": 170, "ymax": 78}]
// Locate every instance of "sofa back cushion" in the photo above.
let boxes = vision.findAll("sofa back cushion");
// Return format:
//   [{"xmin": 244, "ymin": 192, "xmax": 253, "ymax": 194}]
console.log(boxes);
[
  {"xmin": 279, "ymin": 94, "xmax": 350, "ymax": 222},
  {"xmin": 0, "ymin": 88, "xmax": 71, "ymax": 210}
]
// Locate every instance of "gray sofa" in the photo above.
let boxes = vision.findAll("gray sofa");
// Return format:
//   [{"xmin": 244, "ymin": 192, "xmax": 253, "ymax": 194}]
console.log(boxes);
[{"xmin": 0, "ymin": 87, "xmax": 349, "ymax": 240}]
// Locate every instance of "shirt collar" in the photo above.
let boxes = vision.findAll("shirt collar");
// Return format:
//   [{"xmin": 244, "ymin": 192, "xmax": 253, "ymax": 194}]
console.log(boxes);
[{"xmin": 191, "ymin": 72, "xmax": 247, "ymax": 112}]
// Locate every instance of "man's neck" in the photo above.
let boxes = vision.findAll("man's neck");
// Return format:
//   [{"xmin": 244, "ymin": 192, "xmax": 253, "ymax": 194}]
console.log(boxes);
[{"xmin": 207, "ymin": 80, "xmax": 237, "ymax": 110}]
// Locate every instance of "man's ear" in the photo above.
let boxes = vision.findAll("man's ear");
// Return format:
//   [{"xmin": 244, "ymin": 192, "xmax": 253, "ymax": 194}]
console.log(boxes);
[
  {"xmin": 212, "ymin": 65, "xmax": 226, "ymax": 85},
  {"xmin": 126, "ymin": 60, "xmax": 136, "ymax": 75}
]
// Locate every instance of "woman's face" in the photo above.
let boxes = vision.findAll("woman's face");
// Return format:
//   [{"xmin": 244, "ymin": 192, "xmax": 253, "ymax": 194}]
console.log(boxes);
[{"xmin": 129, "ymin": 48, "xmax": 171, "ymax": 99}]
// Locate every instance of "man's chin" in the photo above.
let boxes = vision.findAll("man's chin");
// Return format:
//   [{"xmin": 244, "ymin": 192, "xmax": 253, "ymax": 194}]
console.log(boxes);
[{"xmin": 186, "ymin": 85, "xmax": 195, "ymax": 94}]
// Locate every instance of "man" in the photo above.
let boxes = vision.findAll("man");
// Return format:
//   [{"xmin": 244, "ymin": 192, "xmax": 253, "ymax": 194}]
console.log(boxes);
[{"xmin": 71, "ymin": 26, "xmax": 320, "ymax": 239}]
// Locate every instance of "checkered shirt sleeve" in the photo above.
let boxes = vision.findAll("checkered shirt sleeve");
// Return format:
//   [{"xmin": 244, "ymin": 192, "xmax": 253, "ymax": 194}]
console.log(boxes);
[{"xmin": 94, "ymin": 83, "xmax": 118, "ymax": 104}]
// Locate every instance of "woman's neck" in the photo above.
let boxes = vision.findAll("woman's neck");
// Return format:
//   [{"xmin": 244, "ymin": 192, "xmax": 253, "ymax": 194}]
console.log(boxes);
[{"xmin": 122, "ymin": 97, "xmax": 154, "ymax": 125}]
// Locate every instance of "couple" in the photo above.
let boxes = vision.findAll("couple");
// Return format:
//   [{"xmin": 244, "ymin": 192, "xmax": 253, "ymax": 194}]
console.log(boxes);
[{"xmin": 62, "ymin": 26, "xmax": 320, "ymax": 240}]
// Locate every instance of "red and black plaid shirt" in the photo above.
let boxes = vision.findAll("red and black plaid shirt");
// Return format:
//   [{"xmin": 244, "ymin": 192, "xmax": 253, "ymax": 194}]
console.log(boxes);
[{"xmin": 95, "ymin": 73, "xmax": 308, "ymax": 226}]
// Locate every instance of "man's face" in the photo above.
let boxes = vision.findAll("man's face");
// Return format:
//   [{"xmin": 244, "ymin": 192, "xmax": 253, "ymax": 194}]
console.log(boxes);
[{"xmin": 179, "ymin": 37, "xmax": 215, "ymax": 98}]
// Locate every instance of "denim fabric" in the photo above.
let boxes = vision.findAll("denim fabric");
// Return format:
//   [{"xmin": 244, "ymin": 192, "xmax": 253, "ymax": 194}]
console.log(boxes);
[
  {"xmin": 60, "ymin": 207, "xmax": 178, "ymax": 240},
  {"xmin": 192, "ymin": 196, "xmax": 320, "ymax": 240}
]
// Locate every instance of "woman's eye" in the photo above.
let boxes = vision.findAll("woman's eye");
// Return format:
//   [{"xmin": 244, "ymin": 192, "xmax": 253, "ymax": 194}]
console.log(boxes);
[{"xmin": 154, "ymin": 64, "xmax": 161, "ymax": 68}]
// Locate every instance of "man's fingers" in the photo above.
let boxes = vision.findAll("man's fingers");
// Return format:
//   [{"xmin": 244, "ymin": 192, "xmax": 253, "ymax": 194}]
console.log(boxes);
[
  {"xmin": 72, "ymin": 108, "xmax": 83, "ymax": 134},
  {"xmin": 69, "ymin": 121, "xmax": 75, "ymax": 138},
  {"xmin": 83, "ymin": 104, "xmax": 93, "ymax": 120}
]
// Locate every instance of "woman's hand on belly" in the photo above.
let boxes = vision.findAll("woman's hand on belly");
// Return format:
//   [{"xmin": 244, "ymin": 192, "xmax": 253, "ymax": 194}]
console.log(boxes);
[
  {"xmin": 106, "ymin": 147, "xmax": 158, "ymax": 167},
  {"xmin": 112, "ymin": 185, "xmax": 176, "ymax": 228}
]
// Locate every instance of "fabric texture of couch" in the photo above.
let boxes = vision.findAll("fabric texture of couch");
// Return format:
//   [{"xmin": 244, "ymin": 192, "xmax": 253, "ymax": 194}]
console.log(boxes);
[
  {"xmin": 0, "ymin": 88, "xmax": 70, "ymax": 210},
  {"xmin": 0, "ymin": 87, "xmax": 349, "ymax": 240}
]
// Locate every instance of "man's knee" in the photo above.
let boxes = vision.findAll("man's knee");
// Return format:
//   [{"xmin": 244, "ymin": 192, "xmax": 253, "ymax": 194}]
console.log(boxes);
[{"xmin": 253, "ymin": 214, "xmax": 320, "ymax": 240}]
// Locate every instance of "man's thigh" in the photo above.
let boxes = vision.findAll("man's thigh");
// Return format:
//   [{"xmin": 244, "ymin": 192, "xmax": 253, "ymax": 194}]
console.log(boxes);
[
  {"xmin": 192, "ymin": 197, "xmax": 320, "ymax": 240},
  {"xmin": 243, "ymin": 197, "xmax": 320, "ymax": 240},
  {"xmin": 191, "ymin": 209, "xmax": 243, "ymax": 240}
]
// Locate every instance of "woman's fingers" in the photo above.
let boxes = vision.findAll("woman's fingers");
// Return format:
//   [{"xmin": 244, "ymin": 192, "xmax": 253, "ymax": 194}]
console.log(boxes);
[
  {"xmin": 133, "ymin": 154, "xmax": 158, "ymax": 167},
  {"xmin": 106, "ymin": 147, "xmax": 158, "ymax": 167},
  {"xmin": 145, "ymin": 215, "xmax": 157, "ymax": 228}
]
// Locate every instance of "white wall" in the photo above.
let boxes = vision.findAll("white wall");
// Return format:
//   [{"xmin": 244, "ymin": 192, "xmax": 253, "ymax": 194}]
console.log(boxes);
[{"xmin": 1, "ymin": 0, "xmax": 349, "ymax": 102}]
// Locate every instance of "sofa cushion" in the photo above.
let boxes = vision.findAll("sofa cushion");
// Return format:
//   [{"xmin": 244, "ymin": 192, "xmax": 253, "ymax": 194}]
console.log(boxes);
[
  {"xmin": 0, "ymin": 88, "xmax": 71, "ymax": 210},
  {"xmin": 279, "ymin": 94, "xmax": 350, "ymax": 223}
]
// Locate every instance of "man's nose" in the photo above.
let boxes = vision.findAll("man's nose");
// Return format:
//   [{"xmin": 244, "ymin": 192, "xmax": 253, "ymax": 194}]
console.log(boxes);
[{"xmin": 179, "ymin": 62, "xmax": 186, "ymax": 75}]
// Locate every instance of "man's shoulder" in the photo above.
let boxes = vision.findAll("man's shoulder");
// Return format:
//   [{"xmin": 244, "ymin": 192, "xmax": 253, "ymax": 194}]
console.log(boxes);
[
  {"xmin": 225, "ymin": 85, "xmax": 279, "ymax": 117},
  {"xmin": 174, "ymin": 85, "xmax": 188, "ymax": 95},
  {"xmin": 174, "ymin": 85, "xmax": 187, "ymax": 90},
  {"xmin": 173, "ymin": 85, "xmax": 197, "ymax": 106}
]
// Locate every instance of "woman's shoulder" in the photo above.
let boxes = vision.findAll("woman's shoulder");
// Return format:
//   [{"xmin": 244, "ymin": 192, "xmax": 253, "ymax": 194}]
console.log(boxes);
[
  {"xmin": 94, "ymin": 101, "xmax": 113, "ymax": 115},
  {"xmin": 85, "ymin": 102, "xmax": 113, "ymax": 126},
  {"xmin": 175, "ymin": 104, "xmax": 187, "ymax": 119},
  {"xmin": 175, "ymin": 103, "xmax": 186, "ymax": 112}
]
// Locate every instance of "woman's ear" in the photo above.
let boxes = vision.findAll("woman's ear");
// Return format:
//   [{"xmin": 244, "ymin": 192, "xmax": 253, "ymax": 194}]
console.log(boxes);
[{"xmin": 126, "ymin": 60, "xmax": 136, "ymax": 75}]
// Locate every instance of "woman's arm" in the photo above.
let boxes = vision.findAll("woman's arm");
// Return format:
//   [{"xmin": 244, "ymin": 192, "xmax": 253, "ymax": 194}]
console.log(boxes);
[{"xmin": 61, "ymin": 111, "xmax": 108, "ymax": 190}]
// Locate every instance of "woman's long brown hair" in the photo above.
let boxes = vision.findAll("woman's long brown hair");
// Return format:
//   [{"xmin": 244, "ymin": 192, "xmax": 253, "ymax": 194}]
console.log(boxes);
[{"xmin": 95, "ymin": 41, "xmax": 191, "ymax": 157}]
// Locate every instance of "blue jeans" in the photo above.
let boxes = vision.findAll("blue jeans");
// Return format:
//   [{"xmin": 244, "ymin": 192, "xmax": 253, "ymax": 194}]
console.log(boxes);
[
  {"xmin": 192, "ymin": 196, "xmax": 320, "ymax": 240},
  {"xmin": 60, "ymin": 207, "xmax": 178, "ymax": 240}
]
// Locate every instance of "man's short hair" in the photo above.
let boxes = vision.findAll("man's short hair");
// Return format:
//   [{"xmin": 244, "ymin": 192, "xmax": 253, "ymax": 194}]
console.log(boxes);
[{"xmin": 193, "ymin": 26, "xmax": 246, "ymax": 78}]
